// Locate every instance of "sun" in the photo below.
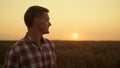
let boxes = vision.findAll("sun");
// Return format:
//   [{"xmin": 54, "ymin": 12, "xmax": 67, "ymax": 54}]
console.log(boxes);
[{"xmin": 72, "ymin": 33, "xmax": 79, "ymax": 39}]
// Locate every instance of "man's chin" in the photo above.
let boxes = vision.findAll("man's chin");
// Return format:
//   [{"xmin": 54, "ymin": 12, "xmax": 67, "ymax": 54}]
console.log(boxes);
[{"xmin": 43, "ymin": 31, "xmax": 49, "ymax": 34}]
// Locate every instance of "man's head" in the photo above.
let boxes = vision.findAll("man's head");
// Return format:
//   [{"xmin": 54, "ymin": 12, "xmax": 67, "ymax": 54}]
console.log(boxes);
[{"xmin": 24, "ymin": 6, "xmax": 51, "ymax": 34}]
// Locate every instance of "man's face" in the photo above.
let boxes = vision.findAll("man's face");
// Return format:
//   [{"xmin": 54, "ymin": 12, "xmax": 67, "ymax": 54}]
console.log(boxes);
[{"xmin": 36, "ymin": 12, "xmax": 51, "ymax": 34}]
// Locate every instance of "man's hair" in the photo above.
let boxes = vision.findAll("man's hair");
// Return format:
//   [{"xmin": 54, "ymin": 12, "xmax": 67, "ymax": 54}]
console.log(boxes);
[{"xmin": 24, "ymin": 6, "xmax": 49, "ymax": 28}]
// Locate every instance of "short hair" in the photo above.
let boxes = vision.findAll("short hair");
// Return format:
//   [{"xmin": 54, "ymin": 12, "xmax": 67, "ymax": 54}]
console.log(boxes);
[{"xmin": 24, "ymin": 6, "xmax": 49, "ymax": 28}]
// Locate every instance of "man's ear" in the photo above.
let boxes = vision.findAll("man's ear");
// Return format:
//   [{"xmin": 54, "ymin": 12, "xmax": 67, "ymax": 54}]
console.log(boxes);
[{"xmin": 34, "ymin": 18, "xmax": 41, "ymax": 24}]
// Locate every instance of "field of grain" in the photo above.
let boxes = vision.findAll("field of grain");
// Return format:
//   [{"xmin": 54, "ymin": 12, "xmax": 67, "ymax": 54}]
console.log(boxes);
[{"xmin": 0, "ymin": 41, "xmax": 120, "ymax": 68}]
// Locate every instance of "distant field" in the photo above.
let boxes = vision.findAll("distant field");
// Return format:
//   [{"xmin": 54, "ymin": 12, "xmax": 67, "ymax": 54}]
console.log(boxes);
[{"xmin": 0, "ymin": 41, "xmax": 120, "ymax": 68}]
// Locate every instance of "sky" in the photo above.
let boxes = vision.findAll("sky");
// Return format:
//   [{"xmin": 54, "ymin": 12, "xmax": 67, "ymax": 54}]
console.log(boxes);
[{"xmin": 0, "ymin": 0, "xmax": 120, "ymax": 41}]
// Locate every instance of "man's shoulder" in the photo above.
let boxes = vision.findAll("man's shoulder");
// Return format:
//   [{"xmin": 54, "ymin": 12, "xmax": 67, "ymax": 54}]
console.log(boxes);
[
  {"xmin": 10, "ymin": 38, "xmax": 26, "ymax": 51},
  {"xmin": 5, "ymin": 39, "xmax": 23, "ymax": 54},
  {"xmin": 13, "ymin": 38, "xmax": 25, "ymax": 47},
  {"xmin": 44, "ymin": 38, "xmax": 55, "ymax": 48},
  {"xmin": 44, "ymin": 38, "xmax": 53, "ymax": 44}
]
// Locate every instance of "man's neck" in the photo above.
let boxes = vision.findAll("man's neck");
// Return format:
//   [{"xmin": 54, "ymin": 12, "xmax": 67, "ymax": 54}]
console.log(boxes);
[{"xmin": 27, "ymin": 27, "xmax": 43, "ymax": 47}]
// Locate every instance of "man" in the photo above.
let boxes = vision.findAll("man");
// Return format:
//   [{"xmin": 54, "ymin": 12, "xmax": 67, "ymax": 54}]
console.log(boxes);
[{"xmin": 3, "ymin": 5, "xmax": 57, "ymax": 68}]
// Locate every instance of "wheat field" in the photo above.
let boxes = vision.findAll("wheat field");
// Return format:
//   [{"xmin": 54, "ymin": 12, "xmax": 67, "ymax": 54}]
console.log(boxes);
[{"xmin": 0, "ymin": 41, "xmax": 120, "ymax": 68}]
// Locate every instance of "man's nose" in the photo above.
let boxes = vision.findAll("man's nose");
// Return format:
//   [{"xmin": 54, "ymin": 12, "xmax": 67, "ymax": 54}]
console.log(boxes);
[{"xmin": 49, "ymin": 22, "xmax": 51, "ymax": 26}]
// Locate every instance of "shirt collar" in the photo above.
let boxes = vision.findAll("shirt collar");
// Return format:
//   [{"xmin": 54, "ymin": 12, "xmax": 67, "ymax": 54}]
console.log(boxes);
[{"xmin": 25, "ymin": 33, "xmax": 45, "ymax": 44}]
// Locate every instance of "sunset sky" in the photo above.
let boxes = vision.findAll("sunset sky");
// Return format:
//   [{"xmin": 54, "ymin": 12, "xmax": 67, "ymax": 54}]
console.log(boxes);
[{"xmin": 0, "ymin": 0, "xmax": 120, "ymax": 41}]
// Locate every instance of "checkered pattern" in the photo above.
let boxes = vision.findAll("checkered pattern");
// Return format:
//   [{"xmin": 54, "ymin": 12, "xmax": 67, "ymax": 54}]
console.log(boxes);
[{"xmin": 3, "ymin": 34, "xmax": 57, "ymax": 68}]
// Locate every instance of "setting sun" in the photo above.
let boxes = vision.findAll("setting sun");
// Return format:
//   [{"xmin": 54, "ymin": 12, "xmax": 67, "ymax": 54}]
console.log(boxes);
[{"xmin": 72, "ymin": 33, "xmax": 79, "ymax": 40}]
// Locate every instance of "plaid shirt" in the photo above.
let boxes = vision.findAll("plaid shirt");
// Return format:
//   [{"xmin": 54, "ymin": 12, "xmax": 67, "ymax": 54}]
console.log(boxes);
[{"xmin": 3, "ymin": 34, "xmax": 57, "ymax": 68}]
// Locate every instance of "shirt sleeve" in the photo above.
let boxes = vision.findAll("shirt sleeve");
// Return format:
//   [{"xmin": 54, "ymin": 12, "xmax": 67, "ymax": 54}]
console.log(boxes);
[
  {"xmin": 46, "ymin": 39, "xmax": 57, "ymax": 68},
  {"xmin": 53, "ymin": 43, "xmax": 57, "ymax": 68},
  {"xmin": 49, "ymin": 40, "xmax": 58, "ymax": 68},
  {"xmin": 3, "ymin": 47, "xmax": 19, "ymax": 68},
  {"xmin": 52, "ymin": 43, "xmax": 57, "ymax": 68}
]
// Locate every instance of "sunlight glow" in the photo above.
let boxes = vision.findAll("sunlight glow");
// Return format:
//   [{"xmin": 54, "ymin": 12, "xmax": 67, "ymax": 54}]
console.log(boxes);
[
  {"xmin": 0, "ymin": 0, "xmax": 120, "ymax": 40},
  {"xmin": 72, "ymin": 33, "xmax": 79, "ymax": 40}
]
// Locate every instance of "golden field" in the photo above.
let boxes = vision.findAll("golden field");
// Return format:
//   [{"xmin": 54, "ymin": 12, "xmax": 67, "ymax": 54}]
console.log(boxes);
[{"xmin": 0, "ymin": 41, "xmax": 120, "ymax": 68}]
